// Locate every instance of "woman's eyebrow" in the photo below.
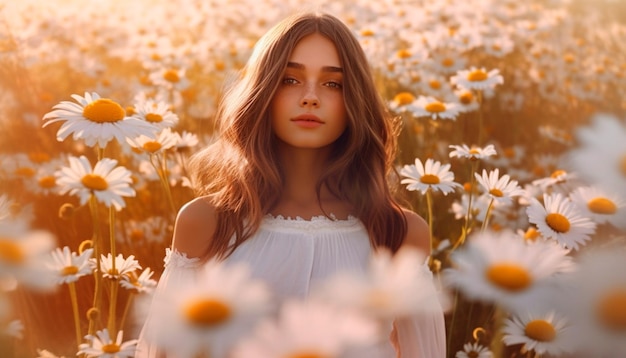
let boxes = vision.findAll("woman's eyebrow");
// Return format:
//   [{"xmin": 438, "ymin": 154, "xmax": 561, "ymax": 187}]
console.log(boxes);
[{"xmin": 287, "ymin": 61, "xmax": 343, "ymax": 73}]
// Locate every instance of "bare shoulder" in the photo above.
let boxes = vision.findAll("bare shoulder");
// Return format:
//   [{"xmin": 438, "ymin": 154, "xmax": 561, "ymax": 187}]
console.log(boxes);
[
  {"xmin": 401, "ymin": 208, "xmax": 430, "ymax": 256},
  {"xmin": 171, "ymin": 196, "xmax": 217, "ymax": 258}
]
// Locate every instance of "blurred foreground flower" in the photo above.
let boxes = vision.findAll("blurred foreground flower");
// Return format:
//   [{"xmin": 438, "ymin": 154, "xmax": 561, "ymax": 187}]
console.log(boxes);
[
  {"xmin": 232, "ymin": 299, "xmax": 380, "ymax": 358},
  {"xmin": 444, "ymin": 230, "xmax": 573, "ymax": 313},
  {"xmin": 315, "ymin": 247, "xmax": 443, "ymax": 320},
  {"xmin": 42, "ymin": 92, "xmax": 157, "ymax": 148},
  {"xmin": 0, "ymin": 219, "xmax": 56, "ymax": 291},
  {"xmin": 78, "ymin": 328, "xmax": 138, "ymax": 358},
  {"xmin": 55, "ymin": 156, "xmax": 135, "ymax": 211},
  {"xmin": 139, "ymin": 252, "xmax": 271, "ymax": 358}
]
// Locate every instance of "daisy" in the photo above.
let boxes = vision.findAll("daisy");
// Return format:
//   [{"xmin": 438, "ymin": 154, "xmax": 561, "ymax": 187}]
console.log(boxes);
[
  {"xmin": 131, "ymin": 99, "xmax": 179, "ymax": 130},
  {"xmin": 411, "ymin": 95, "xmax": 460, "ymax": 120},
  {"xmin": 2, "ymin": 319, "xmax": 24, "ymax": 339},
  {"xmin": 36, "ymin": 349, "xmax": 65, "ymax": 358},
  {"xmin": 449, "ymin": 144, "xmax": 497, "ymax": 161},
  {"xmin": 174, "ymin": 130, "xmax": 200, "ymax": 151},
  {"xmin": 78, "ymin": 329, "xmax": 137, "ymax": 358},
  {"xmin": 444, "ymin": 230, "xmax": 574, "ymax": 312},
  {"xmin": 140, "ymin": 258, "xmax": 271, "ymax": 358},
  {"xmin": 474, "ymin": 169, "xmax": 525, "ymax": 205},
  {"xmin": 388, "ymin": 92, "xmax": 416, "ymax": 114},
  {"xmin": 400, "ymin": 158, "xmax": 462, "ymax": 195},
  {"xmin": 232, "ymin": 299, "xmax": 380, "ymax": 358},
  {"xmin": 503, "ymin": 310, "xmax": 576, "ymax": 356},
  {"xmin": 452, "ymin": 88, "xmax": 480, "ymax": 113},
  {"xmin": 526, "ymin": 193, "xmax": 596, "ymax": 250},
  {"xmin": 55, "ymin": 156, "xmax": 135, "ymax": 211},
  {"xmin": 569, "ymin": 186, "xmax": 626, "ymax": 227},
  {"xmin": 564, "ymin": 249, "xmax": 626, "ymax": 356},
  {"xmin": 42, "ymin": 92, "xmax": 157, "ymax": 148},
  {"xmin": 95, "ymin": 253, "xmax": 141, "ymax": 280},
  {"xmin": 455, "ymin": 342, "xmax": 492, "ymax": 358},
  {"xmin": 119, "ymin": 216, "xmax": 169, "ymax": 244},
  {"xmin": 46, "ymin": 246, "xmax": 94, "ymax": 284},
  {"xmin": 315, "ymin": 247, "xmax": 443, "ymax": 321},
  {"xmin": 127, "ymin": 127, "xmax": 178, "ymax": 155},
  {"xmin": 120, "ymin": 267, "xmax": 157, "ymax": 294},
  {"xmin": 450, "ymin": 67, "xmax": 504, "ymax": 91}
]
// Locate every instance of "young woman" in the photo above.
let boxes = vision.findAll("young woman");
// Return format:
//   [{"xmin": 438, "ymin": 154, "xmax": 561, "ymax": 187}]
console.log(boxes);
[{"xmin": 137, "ymin": 12, "xmax": 446, "ymax": 357}]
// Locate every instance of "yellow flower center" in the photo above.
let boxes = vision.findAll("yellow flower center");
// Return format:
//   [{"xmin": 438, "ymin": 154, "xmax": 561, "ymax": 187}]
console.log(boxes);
[
  {"xmin": 420, "ymin": 174, "xmax": 440, "ymax": 185},
  {"xmin": 486, "ymin": 263, "xmax": 532, "ymax": 292},
  {"xmin": 81, "ymin": 174, "xmax": 109, "ymax": 191},
  {"xmin": 184, "ymin": 298, "xmax": 231, "ymax": 327},
  {"xmin": 596, "ymin": 288, "xmax": 626, "ymax": 331},
  {"xmin": 287, "ymin": 352, "xmax": 329, "ymax": 358},
  {"xmin": 524, "ymin": 227, "xmax": 540, "ymax": 241},
  {"xmin": 14, "ymin": 167, "xmax": 35, "ymax": 178},
  {"xmin": 396, "ymin": 49, "xmax": 412, "ymax": 59},
  {"xmin": 28, "ymin": 152, "xmax": 51, "ymax": 163},
  {"xmin": 467, "ymin": 69, "xmax": 488, "ymax": 82},
  {"xmin": 441, "ymin": 58, "xmax": 454, "ymax": 67},
  {"xmin": 425, "ymin": 102, "xmax": 445, "ymax": 113},
  {"xmin": 459, "ymin": 91, "xmax": 473, "ymax": 104},
  {"xmin": 38, "ymin": 176, "xmax": 57, "ymax": 189},
  {"xmin": 545, "ymin": 213, "xmax": 570, "ymax": 233},
  {"xmin": 360, "ymin": 29, "xmax": 375, "ymax": 37},
  {"xmin": 489, "ymin": 188, "xmax": 504, "ymax": 197},
  {"xmin": 0, "ymin": 239, "xmax": 24, "ymax": 264},
  {"xmin": 163, "ymin": 69, "xmax": 180, "ymax": 83},
  {"xmin": 588, "ymin": 197, "xmax": 617, "ymax": 215},
  {"xmin": 62, "ymin": 266, "xmax": 79, "ymax": 276},
  {"xmin": 101, "ymin": 344, "xmax": 120, "ymax": 353},
  {"xmin": 563, "ymin": 53, "xmax": 575, "ymax": 64},
  {"xmin": 145, "ymin": 113, "xmax": 163, "ymax": 123},
  {"xmin": 429, "ymin": 80, "xmax": 441, "ymax": 90},
  {"xmin": 142, "ymin": 141, "xmax": 162, "ymax": 153},
  {"xmin": 524, "ymin": 319, "xmax": 556, "ymax": 342},
  {"xmin": 129, "ymin": 229, "xmax": 144, "ymax": 242},
  {"xmin": 467, "ymin": 352, "xmax": 479, "ymax": 358},
  {"xmin": 393, "ymin": 92, "xmax": 415, "ymax": 106},
  {"xmin": 550, "ymin": 169, "xmax": 567, "ymax": 179},
  {"xmin": 82, "ymin": 98, "xmax": 125, "ymax": 123}
]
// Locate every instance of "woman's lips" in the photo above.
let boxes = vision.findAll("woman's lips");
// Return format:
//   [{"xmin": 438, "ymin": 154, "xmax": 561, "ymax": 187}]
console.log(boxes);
[{"xmin": 291, "ymin": 114, "xmax": 324, "ymax": 128}]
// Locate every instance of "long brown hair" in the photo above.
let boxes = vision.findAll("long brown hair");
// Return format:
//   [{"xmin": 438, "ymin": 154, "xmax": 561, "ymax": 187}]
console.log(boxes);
[{"xmin": 188, "ymin": 12, "xmax": 407, "ymax": 259}]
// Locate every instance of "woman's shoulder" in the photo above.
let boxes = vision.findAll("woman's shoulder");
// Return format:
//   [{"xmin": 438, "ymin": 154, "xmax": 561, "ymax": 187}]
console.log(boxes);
[
  {"xmin": 401, "ymin": 208, "xmax": 430, "ymax": 256},
  {"xmin": 171, "ymin": 196, "xmax": 218, "ymax": 258}
]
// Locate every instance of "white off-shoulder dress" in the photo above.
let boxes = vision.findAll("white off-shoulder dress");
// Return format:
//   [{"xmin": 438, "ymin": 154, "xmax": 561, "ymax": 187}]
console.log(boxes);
[{"xmin": 136, "ymin": 215, "xmax": 446, "ymax": 357}]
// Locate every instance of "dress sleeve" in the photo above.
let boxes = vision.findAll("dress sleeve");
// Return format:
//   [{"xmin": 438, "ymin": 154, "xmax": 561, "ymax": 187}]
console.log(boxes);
[
  {"xmin": 135, "ymin": 249, "xmax": 202, "ymax": 358},
  {"xmin": 393, "ymin": 264, "xmax": 447, "ymax": 358}
]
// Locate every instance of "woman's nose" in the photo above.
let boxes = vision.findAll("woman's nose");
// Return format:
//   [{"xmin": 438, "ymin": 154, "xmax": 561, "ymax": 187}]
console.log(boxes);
[{"xmin": 300, "ymin": 86, "xmax": 319, "ymax": 107}]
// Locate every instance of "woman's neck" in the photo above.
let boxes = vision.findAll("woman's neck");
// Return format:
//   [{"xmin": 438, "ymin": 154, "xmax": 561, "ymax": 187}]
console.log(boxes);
[{"xmin": 272, "ymin": 144, "xmax": 352, "ymax": 219}]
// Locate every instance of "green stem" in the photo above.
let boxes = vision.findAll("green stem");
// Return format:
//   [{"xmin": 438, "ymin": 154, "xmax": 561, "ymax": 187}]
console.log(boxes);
[
  {"xmin": 490, "ymin": 305, "xmax": 505, "ymax": 358},
  {"xmin": 455, "ymin": 160, "xmax": 479, "ymax": 249},
  {"xmin": 118, "ymin": 292, "xmax": 135, "ymax": 332},
  {"xmin": 477, "ymin": 90, "xmax": 484, "ymax": 146},
  {"xmin": 481, "ymin": 198, "xmax": 495, "ymax": 232},
  {"xmin": 149, "ymin": 154, "xmax": 176, "ymax": 216},
  {"xmin": 108, "ymin": 280, "xmax": 119, "ymax": 334},
  {"xmin": 68, "ymin": 281, "xmax": 82, "ymax": 349},
  {"xmin": 88, "ymin": 195, "xmax": 103, "ymax": 335},
  {"xmin": 425, "ymin": 189, "xmax": 435, "ymax": 270}
]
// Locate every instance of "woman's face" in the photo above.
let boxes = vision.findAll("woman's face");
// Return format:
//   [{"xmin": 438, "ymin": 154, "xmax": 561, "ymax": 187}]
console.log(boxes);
[{"xmin": 270, "ymin": 33, "xmax": 348, "ymax": 150}]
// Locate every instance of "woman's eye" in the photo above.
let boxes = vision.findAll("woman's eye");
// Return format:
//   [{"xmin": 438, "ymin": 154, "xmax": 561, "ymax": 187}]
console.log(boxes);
[
  {"xmin": 325, "ymin": 81, "xmax": 342, "ymax": 89},
  {"xmin": 283, "ymin": 77, "xmax": 298, "ymax": 85}
]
